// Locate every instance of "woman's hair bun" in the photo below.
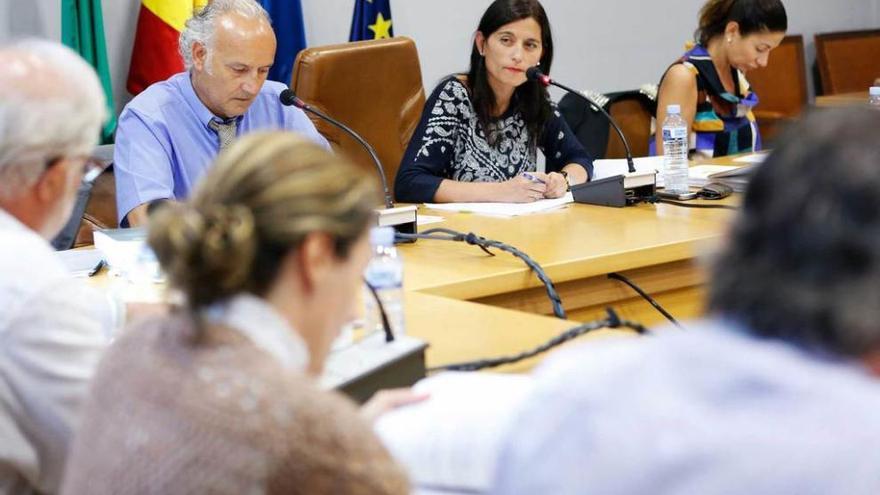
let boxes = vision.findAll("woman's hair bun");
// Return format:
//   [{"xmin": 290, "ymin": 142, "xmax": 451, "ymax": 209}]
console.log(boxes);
[{"xmin": 148, "ymin": 201, "xmax": 257, "ymax": 308}]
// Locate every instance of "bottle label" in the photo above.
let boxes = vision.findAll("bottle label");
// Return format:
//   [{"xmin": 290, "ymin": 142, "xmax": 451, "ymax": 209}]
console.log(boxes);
[
  {"xmin": 365, "ymin": 265, "xmax": 403, "ymax": 290},
  {"xmin": 663, "ymin": 126, "xmax": 688, "ymax": 140}
]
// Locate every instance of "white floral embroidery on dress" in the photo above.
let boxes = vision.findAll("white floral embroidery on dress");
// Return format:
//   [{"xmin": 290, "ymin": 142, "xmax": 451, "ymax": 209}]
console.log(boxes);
[{"xmin": 415, "ymin": 78, "xmax": 537, "ymax": 183}]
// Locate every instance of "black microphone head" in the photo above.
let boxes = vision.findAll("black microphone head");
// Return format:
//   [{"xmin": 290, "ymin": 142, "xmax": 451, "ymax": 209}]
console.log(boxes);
[
  {"xmin": 525, "ymin": 66, "xmax": 544, "ymax": 81},
  {"xmin": 279, "ymin": 89, "xmax": 302, "ymax": 108},
  {"xmin": 526, "ymin": 66, "xmax": 551, "ymax": 87}
]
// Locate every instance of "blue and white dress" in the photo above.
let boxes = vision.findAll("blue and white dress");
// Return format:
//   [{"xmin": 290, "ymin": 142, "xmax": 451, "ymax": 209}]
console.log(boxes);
[{"xmin": 395, "ymin": 76, "xmax": 593, "ymax": 203}]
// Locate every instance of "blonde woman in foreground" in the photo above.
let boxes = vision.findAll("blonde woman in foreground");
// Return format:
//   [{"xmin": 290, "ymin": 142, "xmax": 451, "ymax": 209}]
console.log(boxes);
[{"xmin": 62, "ymin": 132, "xmax": 419, "ymax": 494}]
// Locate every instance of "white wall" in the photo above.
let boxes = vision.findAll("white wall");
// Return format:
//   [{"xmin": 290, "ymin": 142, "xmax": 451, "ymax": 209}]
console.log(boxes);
[{"xmin": 3, "ymin": 0, "xmax": 879, "ymax": 114}]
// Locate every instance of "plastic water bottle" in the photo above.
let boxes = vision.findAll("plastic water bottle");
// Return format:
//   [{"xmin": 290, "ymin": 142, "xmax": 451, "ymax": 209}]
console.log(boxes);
[
  {"xmin": 662, "ymin": 104, "xmax": 690, "ymax": 194},
  {"xmin": 363, "ymin": 226, "xmax": 405, "ymax": 338},
  {"xmin": 869, "ymin": 87, "xmax": 880, "ymax": 107}
]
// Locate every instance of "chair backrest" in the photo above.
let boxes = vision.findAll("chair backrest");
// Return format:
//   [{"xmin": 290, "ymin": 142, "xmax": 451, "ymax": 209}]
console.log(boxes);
[
  {"xmin": 74, "ymin": 167, "xmax": 117, "ymax": 247},
  {"xmin": 815, "ymin": 29, "xmax": 880, "ymax": 95},
  {"xmin": 559, "ymin": 90, "xmax": 654, "ymax": 160},
  {"xmin": 290, "ymin": 37, "xmax": 426, "ymax": 196},
  {"xmin": 747, "ymin": 34, "xmax": 807, "ymax": 117},
  {"xmin": 67, "ymin": 144, "xmax": 117, "ymax": 247},
  {"xmin": 605, "ymin": 91, "xmax": 654, "ymax": 159}
]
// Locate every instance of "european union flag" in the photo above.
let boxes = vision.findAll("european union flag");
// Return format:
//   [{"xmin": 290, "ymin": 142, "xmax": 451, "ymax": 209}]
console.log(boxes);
[
  {"xmin": 260, "ymin": 0, "xmax": 307, "ymax": 84},
  {"xmin": 350, "ymin": 0, "xmax": 394, "ymax": 42}
]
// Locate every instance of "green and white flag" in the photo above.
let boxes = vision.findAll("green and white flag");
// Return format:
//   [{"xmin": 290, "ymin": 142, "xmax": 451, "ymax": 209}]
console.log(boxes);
[{"xmin": 61, "ymin": 0, "xmax": 116, "ymax": 143}]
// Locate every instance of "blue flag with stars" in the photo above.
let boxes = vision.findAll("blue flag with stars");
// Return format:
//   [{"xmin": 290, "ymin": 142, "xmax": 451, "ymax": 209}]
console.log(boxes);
[
  {"xmin": 349, "ymin": 0, "xmax": 394, "ymax": 41},
  {"xmin": 260, "ymin": 0, "xmax": 307, "ymax": 84}
]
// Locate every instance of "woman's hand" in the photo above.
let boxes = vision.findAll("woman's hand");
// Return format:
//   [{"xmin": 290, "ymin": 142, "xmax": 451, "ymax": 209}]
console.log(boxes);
[
  {"xmin": 544, "ymin": 172, "xmax": 569, "ymax": 199},
  {"xmin": 494, "ymin": 175, "xmax": 547, "ymax": 203},
  {"xmin": 360, "ymin": 388, "xmax": 430, "ymax": 424}
]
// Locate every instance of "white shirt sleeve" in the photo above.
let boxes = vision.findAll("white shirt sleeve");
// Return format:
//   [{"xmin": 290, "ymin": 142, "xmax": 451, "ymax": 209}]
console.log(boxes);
[{"xmin": 0, "ymin": 278, "xmax": 110, "ymax": 494}]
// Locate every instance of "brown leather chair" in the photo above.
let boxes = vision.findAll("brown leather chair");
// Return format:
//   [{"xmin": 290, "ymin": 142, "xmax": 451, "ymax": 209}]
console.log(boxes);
[
  {"xmin": 74, "ymin": 168, "xmax": 117, "ymax": 247},
  {"xmin": 290, "ymin": 37, "xmax": 426, "ymax": 197},
  {"xmin": 559, "ymin": 90, "xmax": 654, "ymax": 160},
  {"xmin": 815, "ymin": 29, "xmax": 880, "ymax": 95},
  {"xmin": 73, "ymin": 144, "xmax": 117, "ymax": 247},
  {"xmin": 747, "ymin": 34, "xmax": 807, "ymax": 143},
  {"xmin": 605, "ymin": 93, "xmax": 653, "ymax": 159}
]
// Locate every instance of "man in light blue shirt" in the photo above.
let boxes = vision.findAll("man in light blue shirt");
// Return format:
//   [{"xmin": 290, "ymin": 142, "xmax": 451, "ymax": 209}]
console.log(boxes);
[
  {"xmin": 115, "ymin": 0, "xmax": 327, "ymax": 226},
  {"xmin": 490, "ymin": 108, "xmax": 880, "ymax": 494}
]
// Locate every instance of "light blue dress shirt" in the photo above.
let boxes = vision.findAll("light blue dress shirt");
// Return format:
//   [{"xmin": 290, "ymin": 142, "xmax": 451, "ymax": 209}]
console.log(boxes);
[
  {"xmin": 490, "ymin": 318, "xmax": 880, "ymax": 494},
  {"xmin": 113, "ymin": 72, "xmax": 328, "ymax": 225}
]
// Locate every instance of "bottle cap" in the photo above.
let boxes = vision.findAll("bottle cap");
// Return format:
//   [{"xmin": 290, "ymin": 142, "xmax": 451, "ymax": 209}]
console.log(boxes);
[
  {"xmin": 870, "ymin": 86, "xmax": 880, "ymax": 96},
  {"xmin": 667, "ymin": 104, "xmax": 681, "ymax": 115},
  {"xmin": 370, "ymin": 226, "xmax": 395, "ymax": 247}
]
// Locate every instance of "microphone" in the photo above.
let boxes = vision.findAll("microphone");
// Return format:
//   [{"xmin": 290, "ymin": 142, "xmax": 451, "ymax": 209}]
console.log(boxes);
[
  {"xmin": 280, "ymin": 89, "xmax": 417, "ymax": 237},
  {"xmin": 526, "ymin": 67, "xmax": 635, "ymax": 174},
  {"xmin": 280, "ymin": 89, "xmax": 394, "ymax": 209},
  {"xmin": 525, "ymin": 67, "xmax": 656, "ymax": 207}
]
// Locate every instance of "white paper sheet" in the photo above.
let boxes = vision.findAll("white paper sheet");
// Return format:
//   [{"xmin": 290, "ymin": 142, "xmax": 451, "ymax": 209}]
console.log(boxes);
[
  {"xmin": 732, "ymin": 152, "xmax": 769, "ymax": 164},
  {"xmin": 375, "ymin": 372, "xmax": 535, "ymax": 494},
  {"xmin": 424, "ymin": 192, "xmax": 573, "ymax": 217},
  {"xmin": 417, "ymin": 215, "xmax": 446, "ymax": 226}
]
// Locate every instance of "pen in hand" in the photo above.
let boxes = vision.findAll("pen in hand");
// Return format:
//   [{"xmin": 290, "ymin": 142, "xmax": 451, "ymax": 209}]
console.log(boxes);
[{"xmin": 521, "ymin": 172, "xmax": 546, "ymax": 184}]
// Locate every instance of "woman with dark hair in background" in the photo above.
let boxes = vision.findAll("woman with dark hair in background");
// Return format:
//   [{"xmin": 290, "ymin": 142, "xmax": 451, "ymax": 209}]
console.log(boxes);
[
  {"xmin": 62, "ymin": 133, "xmax": 416, "ymax": 494},
  {"xmin": 394, "ymin": 0, "xmax": 593, "ymax": 204},
  {"xmin": 652, "ymin": 0, "xmax": 787, "ymax": 157}
]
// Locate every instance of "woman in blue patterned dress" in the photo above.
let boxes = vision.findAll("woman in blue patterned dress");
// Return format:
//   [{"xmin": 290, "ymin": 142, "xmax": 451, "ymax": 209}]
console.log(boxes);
[
  {"xmin": 652, "ymin": 0, "xmax": 787, "ymax": 158},
  {"xmin": 394, "ymin": 0, "xmax": 593, "ymax": 204}
]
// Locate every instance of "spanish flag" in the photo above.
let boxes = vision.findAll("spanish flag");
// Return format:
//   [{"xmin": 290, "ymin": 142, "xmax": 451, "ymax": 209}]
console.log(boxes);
[{"xmin": 126, "ymin": 0, "xmax": 208, "ymax": 96}]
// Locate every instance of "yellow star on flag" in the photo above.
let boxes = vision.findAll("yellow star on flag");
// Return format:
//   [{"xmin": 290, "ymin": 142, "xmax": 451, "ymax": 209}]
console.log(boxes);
[{"xmin": 368, "ymin": 12, "xmax": 393, "ymax": 39}]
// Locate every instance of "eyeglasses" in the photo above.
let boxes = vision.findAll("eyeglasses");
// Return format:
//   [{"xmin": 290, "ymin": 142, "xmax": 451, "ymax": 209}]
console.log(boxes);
[{"xmin": 45, "ymin": 155, "xmax": 110, "ymax": 186}]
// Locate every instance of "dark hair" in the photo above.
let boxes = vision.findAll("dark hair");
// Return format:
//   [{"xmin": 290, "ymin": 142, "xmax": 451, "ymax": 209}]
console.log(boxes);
[
  {"xmin": 467, "ymin": 0, "xmax": 553, "ymax": 151},
  {"xmin": 695, "ymin": 0, "xmax": 787, "ymax": 46},
  {"xmin": 709, "ymin": 108, "xmax": 880, "ymax": 357},
  {"xmin": 148, "ymin": 132, "xmax": 378, "ymax": 311}
]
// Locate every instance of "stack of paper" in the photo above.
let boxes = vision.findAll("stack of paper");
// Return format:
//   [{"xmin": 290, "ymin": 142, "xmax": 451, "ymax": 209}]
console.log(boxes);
[
  {"xmin": 93, "ymin": 227, "xmax": 147, "ymax": 273},
  {"xmin": 55, "ymin": 248, "xmax": 104, "ymax": 277},
  {"xmin": 732, "ymin": 152, "xmax": 769, "ymax": 164},
  {"xmin": 424, "ymin": 191, "xmax": 573, "ymax": 217},
  {"xmin": 375, "ymin": 372, "xmax": 534, "ymax": 494},
  {"xmin": 688, "ymin": 164, "xmax": 756, "ymax": 192}
]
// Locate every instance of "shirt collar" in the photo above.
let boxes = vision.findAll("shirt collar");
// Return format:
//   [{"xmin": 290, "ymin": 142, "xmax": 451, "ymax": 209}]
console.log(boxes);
[
  {"xmin": 177, "ymin": 72, "xmax": 244, "ymax": 130},
  {"xmin": 0, "ymin": 208, "xmax": 31, "ymax": 233},
  {"xmin": 204, "ymin": 293, "xmax": 309, "ymax": 371}
]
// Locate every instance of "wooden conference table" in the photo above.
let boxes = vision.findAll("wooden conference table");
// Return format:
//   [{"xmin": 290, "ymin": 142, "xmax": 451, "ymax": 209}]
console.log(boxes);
[
  {"xmin": 91, "ymin": 156, "xmax": 743, "ymax": 373},
  {"xmin": 402, "ymin": 188, "xmax": 737, "ymax": 371},
  {"xmin": 815, "ymin": 91, "xmax": 869, "ymax": 108}
]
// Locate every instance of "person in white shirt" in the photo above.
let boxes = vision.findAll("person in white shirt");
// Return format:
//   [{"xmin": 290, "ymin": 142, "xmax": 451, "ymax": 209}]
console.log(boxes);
[{"xmin": 0, "ymin": 39, "xmax": 119, "ymax": 494}]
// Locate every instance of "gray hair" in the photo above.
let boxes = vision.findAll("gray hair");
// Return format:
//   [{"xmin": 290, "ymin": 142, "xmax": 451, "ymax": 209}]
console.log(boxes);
[
  {"xmin": 0, "ymin": 39, "xmax": 106, "ymax": 198},
  {"xmin": 178, "ymin": 0, "xmax": 271, "ymax": 71}
]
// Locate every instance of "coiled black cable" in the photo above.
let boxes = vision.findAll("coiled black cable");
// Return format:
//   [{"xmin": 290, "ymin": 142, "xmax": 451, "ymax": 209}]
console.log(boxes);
[
  {"xmin": 428, "ymin": 308, "xmax": 646, "ymax": 372},
  {"xmin": 607, "ymin": 272, "xmax": 683, "ymax": 329},
  {"xmin": 363, "ymin": 278, "xmax": 395, "ymax": 342},
  {"xmin": 651, "ymin": 196, "xmax": 739, "ymax": 210},
  {"xmin": 396, "ymin": 228, "xmax": 567, "ymax": 319}
]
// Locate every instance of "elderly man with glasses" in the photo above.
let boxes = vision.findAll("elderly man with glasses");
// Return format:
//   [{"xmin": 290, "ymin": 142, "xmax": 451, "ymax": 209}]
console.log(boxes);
[{"xmin": 0, "ymin": 39, "xmax": 122, "ymax": 495}]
